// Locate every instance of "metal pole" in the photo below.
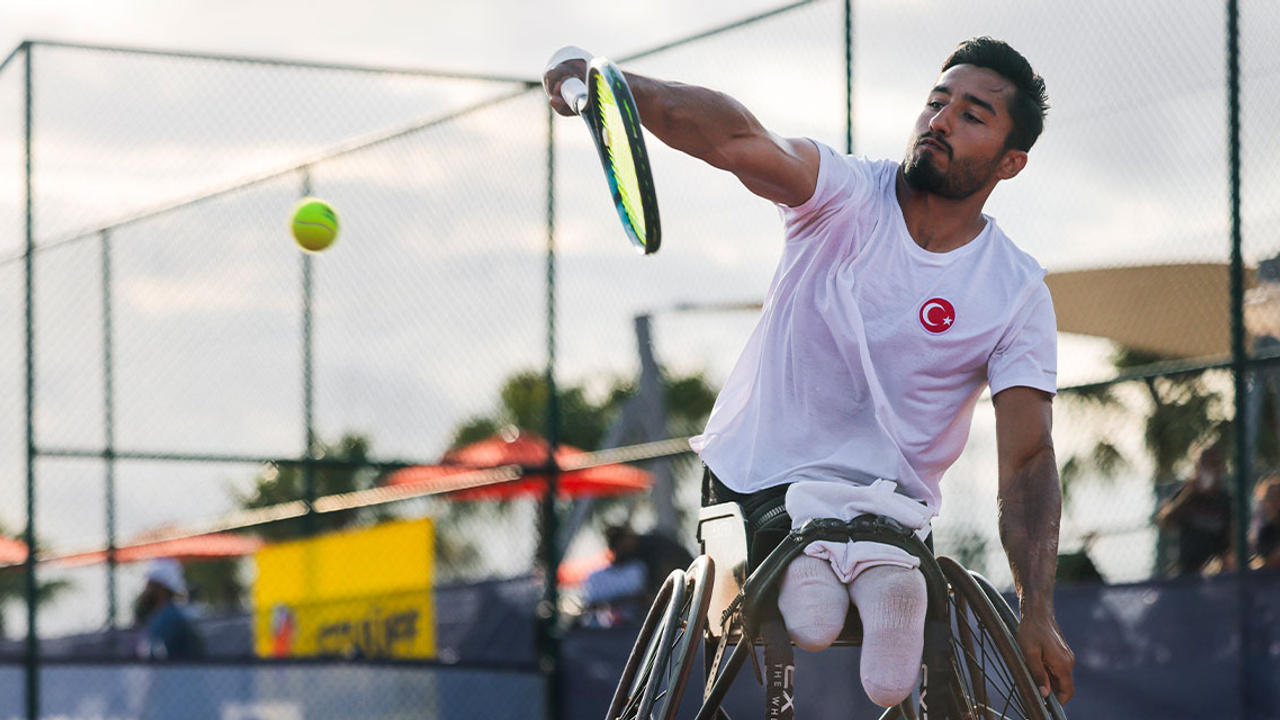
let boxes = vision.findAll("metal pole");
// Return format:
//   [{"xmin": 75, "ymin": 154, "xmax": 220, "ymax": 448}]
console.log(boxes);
[
  {"xmin": 300, "ymin": 169, "xmax": 318, "ymax": 537},
  {"xmin": 844, "ymin": 0, "xmax": 854, "ymax": 155},
  {"xmin": 22, "ymin": 40, "xmax": 40, "ymax": 720},
  {"xmin": 1226, "ymin": 2, "xmax": 1250, "ymax": 718},
  {"xmin": 635, "ymin": 315, "xmax": 677, "ymax": 536},
  {"xmin": 539, "ymin": 103, "xmax": 563, "ymax": 720},
  {"xmin": 102, "ymin": 229, "xmax": 118, "ymax": 637}
]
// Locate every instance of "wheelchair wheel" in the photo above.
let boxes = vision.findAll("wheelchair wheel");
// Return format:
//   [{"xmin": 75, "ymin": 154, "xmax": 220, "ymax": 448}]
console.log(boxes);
[
  {"xmin": 606, "ymin": 556, "xmax": 714, "ymax": 720},
  {"xmin": 969, "ymin": 571, "xmax": 1069, "ymax": 720},
  {"xmin": 935, "ymin": 556, "xmax": 1051, "ymax": 720}
]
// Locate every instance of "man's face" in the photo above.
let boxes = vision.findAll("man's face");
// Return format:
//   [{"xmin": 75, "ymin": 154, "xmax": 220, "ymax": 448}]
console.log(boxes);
[
  {"xmin": 902, "ymin": 64, "xmax": 1020, "ymax": 199},
  {"xmin": 1196, "ymin": 451, "xmax": 1224, "ymax": 488},
  {"xmin": 1263, "ymin": 484, "xmax": 1280, "ymax": 517}
]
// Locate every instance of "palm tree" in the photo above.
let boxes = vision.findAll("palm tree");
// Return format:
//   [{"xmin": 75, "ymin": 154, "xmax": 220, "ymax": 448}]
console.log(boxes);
[
  {"xmin": 0, "ymin": 530, "xmax": 72, "ymax": 640},
  {"xmin": 1059, "ymin": 347, "xmax": 1228, "ymax": 575},
  {"xmin": 237, "ymin": 433, "xmax": 390, "ymax": 542},
  {"xmin": 436, "ymin": 368, "xmax": 717, "ymax": 581}
]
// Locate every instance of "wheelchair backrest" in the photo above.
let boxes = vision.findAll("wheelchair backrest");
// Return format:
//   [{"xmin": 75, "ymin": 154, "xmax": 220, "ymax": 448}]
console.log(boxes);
[{"xmin": 697, "ymin": 502, "xmax": 750, "ymax": 637}]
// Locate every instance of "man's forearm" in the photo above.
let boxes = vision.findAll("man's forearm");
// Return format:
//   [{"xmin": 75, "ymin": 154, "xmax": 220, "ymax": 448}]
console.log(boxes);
[
  {"xmin": 622, "ymin": 73, "xmax": 764, "ymax": 172},
  {"xmin": 998, "ymin": 445, "xmax": 1062, "ymax": 616}
]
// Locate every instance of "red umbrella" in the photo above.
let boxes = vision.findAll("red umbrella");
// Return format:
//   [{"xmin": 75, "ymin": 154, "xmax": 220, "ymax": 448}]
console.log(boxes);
[
  {"xmin": 383, "ymin": 430, "xmax": 653, "ymax": 501},
  {"xmin": 50, "ymin": 531, "xmax": 263, "ymax": 569},
  {"xmin": 0, "ymin": 536, "xmax": 28, "ymax": 565},
  {"xmin": 557, "ymin": 550, "xmax": 612, "ymax": 586}
]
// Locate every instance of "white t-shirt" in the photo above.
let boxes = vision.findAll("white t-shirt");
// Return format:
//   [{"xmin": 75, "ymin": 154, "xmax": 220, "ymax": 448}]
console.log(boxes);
[{"xmin": 690, "ymin": 141, "xmax": 1057, "ymax": 512}]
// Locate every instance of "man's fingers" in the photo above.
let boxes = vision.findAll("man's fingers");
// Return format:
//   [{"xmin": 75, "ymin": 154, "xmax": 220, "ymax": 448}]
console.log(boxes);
[
  {"xmin": 542, "ymin": 61, "xmax": 588, "ymax": 117},
  {"xmin": 1027, "ymin": 651, "xmax": 1052, "ymax": 699},
  {"xmin": 1049, "ymin": 646, "xmax": 1076, "ymax": 703}
]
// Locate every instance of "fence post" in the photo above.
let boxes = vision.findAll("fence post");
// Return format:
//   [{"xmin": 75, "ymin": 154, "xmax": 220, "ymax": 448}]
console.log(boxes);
[
  {"xmin": 300, "ymin": 168, "xmax": 318, "ymax": 537},
  {"xmin": 1226, "ymin": 2, "xmax": 1252, "ymax": 718},
  {"xmin": 102, "ymin": 228, "xmax": 119, "ymax": 638},
  {"xmin": 22, "ymin": 39, "xmax": 40, "ymax": 720},
  {"xmin": 540, "ymin": 102, "xmax": 563, "ymax": 720},
  {"xmin": 844, "ymin": 0, "xmax": 854, "ymax": 155}
]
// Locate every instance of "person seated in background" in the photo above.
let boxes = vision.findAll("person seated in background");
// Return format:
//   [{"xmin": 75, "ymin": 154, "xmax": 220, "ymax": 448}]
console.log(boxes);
[
  {"xmin": 1155, "ymin": 442, "xmax": 1235, "ymax": 576},
  {"xmin": 1251, "ymin": 473, "xmax": 1280, "ymax": 570},
  {"xmin": 604, "ymin": 524, "xmax": 695, "ymax": 600},
  {"xmin": 581, "ymin": 524, "xmax": 695, "ymax": 623},
  {"xmin": 134, "ymin": 558, "xmax": 205, "ymax": 660}
]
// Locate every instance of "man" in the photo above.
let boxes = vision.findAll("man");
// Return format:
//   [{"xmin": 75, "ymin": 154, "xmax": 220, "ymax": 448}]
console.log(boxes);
[
  {"xmin": 582, "ymin": 525, "xmax": 695, "ymax": 624},
  {"xmin": 604, "ymin": 524, "xmax": 695, "ymax": 599},
  {"xmin": 134, "ymin": 558, "xmax": 204, "ymax": 660},
  {"xmin": 1252, "ymin": 473, "xmax": 1280, "ymax": 569},
  {"xmin": 545, "ymin": 37, "xmax": 1074, "ymax": 706},
  {"xmin": 1156, "ymin": 442, "xmax": 1234, "ymax": 575}
]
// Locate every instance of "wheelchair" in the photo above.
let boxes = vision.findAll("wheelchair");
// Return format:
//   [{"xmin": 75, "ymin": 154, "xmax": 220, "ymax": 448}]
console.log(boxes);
[{"xmin": 603, "ymin": 494, "xmax": 1070, "ymax": 720}]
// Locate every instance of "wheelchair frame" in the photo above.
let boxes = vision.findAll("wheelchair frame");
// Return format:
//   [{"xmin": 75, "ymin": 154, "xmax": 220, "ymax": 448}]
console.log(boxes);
[{"xmin": 602, "ymin": 501, "xmax": 1069, "ymax": 720}]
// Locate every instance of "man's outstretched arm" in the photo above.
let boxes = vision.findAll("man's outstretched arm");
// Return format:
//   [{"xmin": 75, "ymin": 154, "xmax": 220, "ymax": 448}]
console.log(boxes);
[
  {"xmin": 992, "ymin": 386, "xmax": 1076, "ymax": 704},
  {"xmin": 543, "ymin": 53, "xmax": 818, "ymax": 207}
]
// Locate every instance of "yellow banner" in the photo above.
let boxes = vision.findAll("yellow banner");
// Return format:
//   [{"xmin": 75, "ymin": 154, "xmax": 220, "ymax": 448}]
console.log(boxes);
[{"xmin": 253, "ymin": 518, "xmax": 435, "ymax": 659}]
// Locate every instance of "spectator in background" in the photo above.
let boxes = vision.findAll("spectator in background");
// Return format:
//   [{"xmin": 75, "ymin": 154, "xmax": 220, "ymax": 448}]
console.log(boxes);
[
  {"xmin": 1156, "ymin": 442, "xmax": 1235, "ymax": 576},
  {"xmin": 134, "ymin": 558, "xmax": 205, "ymax": 660},
  {"xmin": 582, "ymin": 524, "xmax": 695, "ymax": 615},
  {"xmin": 1252, "ymin": 473, "xmax": 1280, "ymax": 570},
  {"xmin": 604, "ymin": 524, "xmax": 695, "ymax": 600}
]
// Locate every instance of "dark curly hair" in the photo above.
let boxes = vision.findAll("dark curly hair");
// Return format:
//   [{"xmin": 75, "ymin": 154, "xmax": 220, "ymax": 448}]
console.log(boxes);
[{"xmin": 942, "ymin": 37, "xmax": 1049, "ymax": 152}]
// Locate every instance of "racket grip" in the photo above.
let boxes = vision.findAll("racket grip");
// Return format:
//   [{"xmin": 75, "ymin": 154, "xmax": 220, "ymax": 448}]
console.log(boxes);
[{"xmin": 560, "ymin": 77, "xmax": 588, "ymax": 115}]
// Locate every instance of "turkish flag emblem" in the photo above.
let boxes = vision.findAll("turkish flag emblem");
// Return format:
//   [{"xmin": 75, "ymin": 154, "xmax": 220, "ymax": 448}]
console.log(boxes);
[{"xmin": 919, "ymin": 298, "xmax": 956, "ymax": 334}]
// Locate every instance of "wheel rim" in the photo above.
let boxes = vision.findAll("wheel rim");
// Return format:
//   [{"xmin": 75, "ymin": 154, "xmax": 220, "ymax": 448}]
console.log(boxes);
[
  {"xmin": 937, "ymin": 557, "xmax": 1050, "ymax": 720},
  {"xmin": 611, "ymin": 557, "xmax": 714, "ymax": 720}
]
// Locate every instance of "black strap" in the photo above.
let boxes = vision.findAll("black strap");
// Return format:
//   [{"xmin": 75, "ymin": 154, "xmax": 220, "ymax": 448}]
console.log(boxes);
[{"xmin": 760, "ymin": 612, "xmax": 795, "ymax": 720}]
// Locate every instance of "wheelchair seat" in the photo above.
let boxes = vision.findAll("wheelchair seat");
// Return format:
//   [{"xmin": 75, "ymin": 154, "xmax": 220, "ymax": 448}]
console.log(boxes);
[{"xmin": 697, "ymin": 501, "xmax": 864, "ymax": 645}]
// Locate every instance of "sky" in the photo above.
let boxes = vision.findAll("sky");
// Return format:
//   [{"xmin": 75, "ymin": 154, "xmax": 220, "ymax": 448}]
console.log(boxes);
[
  {"xmin": 0, "ymin": 0, "xmax": 792, "ymax": 77},
  {"xmin": 0, "ymin": 0, "xmax": 1277, "ymax": 636}
]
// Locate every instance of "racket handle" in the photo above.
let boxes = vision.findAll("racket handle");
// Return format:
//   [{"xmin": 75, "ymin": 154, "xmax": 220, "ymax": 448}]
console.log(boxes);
[
  {"xmin": 546, "ymin": 45, "xmax": 593, "ymax": 115},
  {"xmin": 560, "ymin": 77, "xmax": 588, "ymax": 115}
]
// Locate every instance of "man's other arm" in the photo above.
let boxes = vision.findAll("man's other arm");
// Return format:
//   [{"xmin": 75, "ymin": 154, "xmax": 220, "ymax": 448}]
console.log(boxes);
[{"xmin": 992, "ymin": 385, "xmax": 1076, "ymax": 704}]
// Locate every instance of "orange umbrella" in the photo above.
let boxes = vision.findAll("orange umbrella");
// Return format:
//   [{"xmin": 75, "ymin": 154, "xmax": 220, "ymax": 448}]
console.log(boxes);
[
  {"xmin": 0, "ymin": 536, "xmax": 28, "ymax": 564},
  {"xmin": 383, "ymin": 430, "xmax": 653, "ymax": 501},
  {"xmin": 557, "ymin": 550, "xmax": 612, "ymax": 586},
  {"xmin": 50, "ymin": 531, "xmax": 263, "ymax": 569}
]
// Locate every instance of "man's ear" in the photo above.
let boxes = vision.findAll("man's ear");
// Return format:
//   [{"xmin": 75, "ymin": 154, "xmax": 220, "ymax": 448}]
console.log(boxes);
[{"xmin": 997, "ymin": 149, "xmax": 1028, "ymax": 181}]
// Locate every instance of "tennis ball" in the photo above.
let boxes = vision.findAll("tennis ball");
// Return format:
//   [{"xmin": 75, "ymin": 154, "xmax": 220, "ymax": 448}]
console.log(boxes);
[{"xmin": 291, "ymin": 198, "xmax": 339, "ymax": 252}]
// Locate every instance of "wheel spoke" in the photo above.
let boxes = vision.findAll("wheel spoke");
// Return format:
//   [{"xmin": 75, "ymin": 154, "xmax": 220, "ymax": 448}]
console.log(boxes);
[
  {"xmin": 606, "ymin": 557, "xmax": 714, "ymax": 720},
  {"xmin": 935, "ymin": 556, "xmax": 1050, "ymax": 720}
]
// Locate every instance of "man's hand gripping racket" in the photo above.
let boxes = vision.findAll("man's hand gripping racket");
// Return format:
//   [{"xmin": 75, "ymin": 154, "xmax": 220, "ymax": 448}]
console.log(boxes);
[{"xmin": 544, "ymin": 46, "xmax": 661, "ymax": 255}]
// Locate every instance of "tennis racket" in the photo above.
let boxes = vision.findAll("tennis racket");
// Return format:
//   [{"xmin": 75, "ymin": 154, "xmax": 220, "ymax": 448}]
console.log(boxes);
[{"xmin": 559, "ymin": 57, "xmax": 661, "ymax": 255}]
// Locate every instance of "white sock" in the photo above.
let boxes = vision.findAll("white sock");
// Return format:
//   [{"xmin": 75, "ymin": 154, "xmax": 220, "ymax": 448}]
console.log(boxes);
[
  {"xmin": 777, "ymin": 555, "xmax": 849, "ymax": 652},
  {"xmin": 848, "ymin": 565, "xmax": 927, "ymax": 707}
]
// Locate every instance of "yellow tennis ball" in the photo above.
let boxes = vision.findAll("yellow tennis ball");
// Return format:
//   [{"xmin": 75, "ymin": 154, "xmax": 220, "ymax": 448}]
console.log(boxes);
[{"xmin": 291, "ymin": 198, "xmax": 339, "ymax": 252}]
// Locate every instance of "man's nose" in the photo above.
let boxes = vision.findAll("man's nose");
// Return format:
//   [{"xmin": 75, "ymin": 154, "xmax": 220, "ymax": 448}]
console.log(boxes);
[{"xmin": 928, "ymin": 108, "xmax": 952, "ymax": 136}]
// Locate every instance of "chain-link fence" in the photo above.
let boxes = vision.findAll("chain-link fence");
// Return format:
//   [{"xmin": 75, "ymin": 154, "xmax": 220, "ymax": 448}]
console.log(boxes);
[{"xmin": 2, "ymin": 0, "xmax": 1280, "ymax": 717}]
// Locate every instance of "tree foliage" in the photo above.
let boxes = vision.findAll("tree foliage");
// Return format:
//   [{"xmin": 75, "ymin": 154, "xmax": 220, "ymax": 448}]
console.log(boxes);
[
  {"xmin": 237, "ymin": 433, "xmax": 389, "ymax": 542},
  {"xmin": 0, "ymin": 528, "xmax": 72, "ymax": 640}
]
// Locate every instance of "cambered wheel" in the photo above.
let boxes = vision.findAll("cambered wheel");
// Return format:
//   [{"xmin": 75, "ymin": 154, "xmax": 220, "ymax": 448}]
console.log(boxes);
[
  {"xmin": 934, "ymin": 556, "xmax": 1052, "ymax": 720},
  {"xmin": 606, "ymin": 556, "xmax": 714, "ymax": 720},
  {"xmin": 969, "ymin": 571, "xmax": 1069, "ymax": 720}
]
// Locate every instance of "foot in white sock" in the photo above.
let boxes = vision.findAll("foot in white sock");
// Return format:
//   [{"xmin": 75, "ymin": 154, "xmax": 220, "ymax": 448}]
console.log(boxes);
[
  {"xmin": 777, "ymin": 555, "xmax": 849, "ymax": 652},
  {"xmin": 848, "ymin": 565, "xmax": 927, "ymax": 707}
]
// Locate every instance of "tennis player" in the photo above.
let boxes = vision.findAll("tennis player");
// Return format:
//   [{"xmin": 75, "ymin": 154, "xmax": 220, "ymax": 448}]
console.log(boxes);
[{"xmin": 545, "ymin": 37, "xmax": 1074, "ymax": 707}]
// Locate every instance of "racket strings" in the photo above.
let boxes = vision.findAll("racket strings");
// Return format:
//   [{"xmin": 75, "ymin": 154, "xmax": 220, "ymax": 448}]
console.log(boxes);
[{"xmin": 594, "ymin": 74, "xmax": 647, "ymax": 241}]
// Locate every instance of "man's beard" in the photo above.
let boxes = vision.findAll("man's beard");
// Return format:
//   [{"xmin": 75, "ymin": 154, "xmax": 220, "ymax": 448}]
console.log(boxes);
[{"xmin": 902, "ymin": 136, "xmax": 998, "ymax": 200}]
